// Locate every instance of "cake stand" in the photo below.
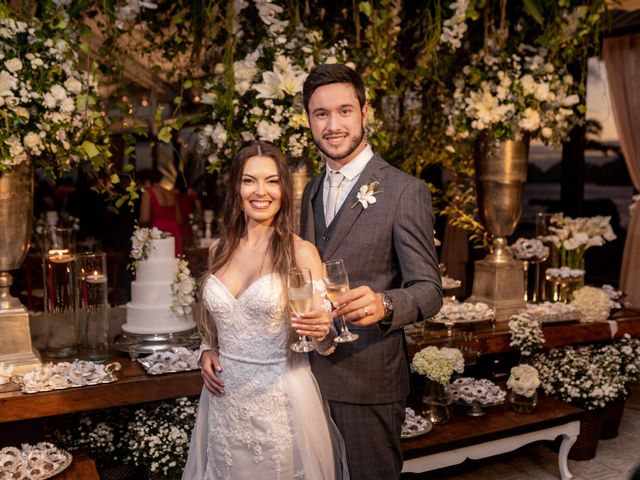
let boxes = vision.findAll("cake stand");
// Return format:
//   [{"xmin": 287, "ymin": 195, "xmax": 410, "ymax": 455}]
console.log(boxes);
[{"xmin": 113, "ymin": 328, "xmax": 201, "ymax": 359}]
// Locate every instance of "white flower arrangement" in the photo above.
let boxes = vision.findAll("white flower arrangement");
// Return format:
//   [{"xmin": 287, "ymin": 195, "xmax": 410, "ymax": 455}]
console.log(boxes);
[
  {"xmin": 0, "ymin": 16, "xmax": 108, "ymax": 176},
  {"xmin": 508, "ymin": 237, "xmax": 549, "ymax": 261},
  {"xmin": 571, "ymin": 285, "xmax": 611, "ymax": 323},
  {"xmin": 351, "ymin": 181, "xmax": 381, "ymax": 209},
  {"xmin": 52, "ymin": 397, "xmax": 198, "ymax": 477},
  {"xmin": 533, "ymin": 345, "xmax": 625, "ymax": 410},
  {"xmin": 540, "ymin": 213, "xmax": 616, "ymax": 269},
  {"xmin": 507, "ymin": 364, "xmax": 540, "ymax": 398},
  {"xmin": 196, "ymin": 2, "xmax": 357, "ymax": 172},
  {"xmin": 443, "ymin": 43, "xmax": 582, "ymax": 146},
  {"xmin": 129, "ymin": 226, "xmax": 167, "ymax": 268},
  {"xmin": 616, "ymin": 334, "xmax": 640, "ymax": 386},
  {"xmin": 123, "ymin": 397, "xmax": 196, "ymax": 477},
  {"xmin": 171, "ymin": 259, "xmax": 196, "ymax": 317},
  {"xmin": 412, "ymin": 346, "xmax": 465, "ymax": 386},
  {"xmin": 508, "ymin": 312, "xmax": 545, "ymax": 357}
]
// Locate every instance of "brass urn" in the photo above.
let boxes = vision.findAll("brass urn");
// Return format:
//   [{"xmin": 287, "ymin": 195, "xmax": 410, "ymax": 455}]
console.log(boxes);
[
  {"xmin": 0, "ymin": 163, "xmax": 41, "ymax": 372},
  {"xmin": 469, "ymin": 134, "xmax": 528, "ymax": 320}
]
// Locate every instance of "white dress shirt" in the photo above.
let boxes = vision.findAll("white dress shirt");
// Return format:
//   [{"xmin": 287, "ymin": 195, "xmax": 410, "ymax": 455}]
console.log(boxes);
[{"xmin": 322, "ymin": 145, "xmax": 374, "ymax": 224}]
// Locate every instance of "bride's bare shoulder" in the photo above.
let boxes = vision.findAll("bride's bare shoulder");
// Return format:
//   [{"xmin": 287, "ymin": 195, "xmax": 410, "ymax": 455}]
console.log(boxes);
[{"xmin": 293, "ymin": 235, "xmax": 321, "ymax": 265}]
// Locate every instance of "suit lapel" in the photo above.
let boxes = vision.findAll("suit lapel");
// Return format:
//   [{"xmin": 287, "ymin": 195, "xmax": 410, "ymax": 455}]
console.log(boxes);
[
  {"xmin": 302, "ymin": 168, "xmax": 325, "ymax": 241},
  {"xmin": 323, "ymin": 156, "xmax": 388, "ymax": 260}
]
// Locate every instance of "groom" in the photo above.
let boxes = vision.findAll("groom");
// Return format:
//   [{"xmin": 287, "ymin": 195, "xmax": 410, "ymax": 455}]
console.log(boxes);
[{"xmin": 300, "ymin": 63, "xmax": 443, "ymax": 479}]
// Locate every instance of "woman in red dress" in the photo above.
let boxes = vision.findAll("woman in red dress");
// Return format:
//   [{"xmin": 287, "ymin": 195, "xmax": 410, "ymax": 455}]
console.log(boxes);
[{"xmin": 139, "ymin": 169, "xmax": 182, "ymax": 254}]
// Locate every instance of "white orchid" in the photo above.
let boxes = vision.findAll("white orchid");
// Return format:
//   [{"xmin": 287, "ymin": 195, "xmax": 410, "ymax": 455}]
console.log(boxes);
[{"xmin": 352, "ymin": 181, "xmax": 381, "ymax": 209}]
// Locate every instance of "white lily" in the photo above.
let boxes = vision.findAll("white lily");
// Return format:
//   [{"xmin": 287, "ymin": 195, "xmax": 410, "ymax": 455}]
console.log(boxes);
[{"xmin": 352, "ymin": 181, "xmax": 381, "ymax": 209}]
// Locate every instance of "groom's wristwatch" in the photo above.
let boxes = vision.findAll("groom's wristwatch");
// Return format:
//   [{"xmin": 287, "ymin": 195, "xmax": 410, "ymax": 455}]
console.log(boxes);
[{"xmin": 379, "ymin": 292, "xmax": 394, "ymax": 322}]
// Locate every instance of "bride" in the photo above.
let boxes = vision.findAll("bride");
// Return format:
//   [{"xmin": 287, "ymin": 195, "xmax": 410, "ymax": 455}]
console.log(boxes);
[{"xmin": 182, "ymin": 141, "xmax": 347, "ymax": 479}]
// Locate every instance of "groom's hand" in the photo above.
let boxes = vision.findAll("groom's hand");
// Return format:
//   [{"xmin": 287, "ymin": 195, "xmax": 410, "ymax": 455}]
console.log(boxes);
[
  {"xmin": 333, "ymin": 285, "xmax": 385, "ymax": 326},
  {"xmin": 201, "ymin": 350, "xmax": 225, "ymax": 396}
]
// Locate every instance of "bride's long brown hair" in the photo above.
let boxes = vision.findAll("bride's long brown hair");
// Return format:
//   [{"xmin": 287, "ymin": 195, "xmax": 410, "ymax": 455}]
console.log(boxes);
[{"xmin": 197, "ymin": 141, "xmax": 296, "ymax": 348}]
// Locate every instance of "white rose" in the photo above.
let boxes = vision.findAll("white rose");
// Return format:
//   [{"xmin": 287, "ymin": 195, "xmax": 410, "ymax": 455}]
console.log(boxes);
[
  {"xmin": 4, "ymin": 57, "xmax": 22, "ymax": 72},
  {"xmin": 64, "ymin": 77, "xmax": 83, "ymax": 94},
  {"xmin": 541, "ymin": 127, "xmax": 553, "ymax": 139}
]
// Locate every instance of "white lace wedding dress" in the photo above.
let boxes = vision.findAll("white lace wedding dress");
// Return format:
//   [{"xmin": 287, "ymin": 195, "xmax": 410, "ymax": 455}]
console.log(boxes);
[{"xmin": 182, "ymin": 273, "xmax": 347, "ymax": 480}]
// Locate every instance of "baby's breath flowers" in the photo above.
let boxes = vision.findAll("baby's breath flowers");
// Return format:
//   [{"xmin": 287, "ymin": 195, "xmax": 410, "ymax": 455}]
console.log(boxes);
[{"xmin": 508, "ymin": 312, "xmax": 545, "ymax": 357}]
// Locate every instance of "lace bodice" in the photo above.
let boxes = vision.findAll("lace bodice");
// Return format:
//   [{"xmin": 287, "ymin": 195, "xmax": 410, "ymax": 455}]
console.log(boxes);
[{"xmin": 204, "ymin": 273, "xmax": 288, "ymax": 364}]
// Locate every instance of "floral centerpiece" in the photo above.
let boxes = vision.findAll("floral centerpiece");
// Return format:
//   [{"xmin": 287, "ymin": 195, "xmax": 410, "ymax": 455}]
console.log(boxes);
[
  {"xmin": 507, "ymin": 364, "xmax": 540, "ymax": 398},
  {"xmin": 0, "ymin": 16, "xmax": 109, "ymax": 177},
  {"xmin": 507, "ymin": 363, "xmax": 541, "ymax": 414},
  {"xmin": 443, "ymin": 43, "xmax": 582, "ymax": 146},
  {"xmin": 541, "ymin": 213, "xmax": 617, "ymax": 269},
  {"xmin": 411, "ymin": 345, "xmax": 465, "ymax": 386},
  {"xmin": 571, "ymin": 286, "xmax": 611, "ymax": 323},
  {"xmin": 508, "ymin": 312, "xmax": 545, "ymax": 358},
  {"xmin": 412, "ymin": 345, "xmax": 464, "ymax": 424}
]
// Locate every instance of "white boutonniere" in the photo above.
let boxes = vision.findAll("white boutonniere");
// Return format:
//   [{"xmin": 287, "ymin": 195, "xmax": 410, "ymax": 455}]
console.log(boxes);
[{"xmin": 351, "ymin": 181, "xmax": 381, "ymax": 209}]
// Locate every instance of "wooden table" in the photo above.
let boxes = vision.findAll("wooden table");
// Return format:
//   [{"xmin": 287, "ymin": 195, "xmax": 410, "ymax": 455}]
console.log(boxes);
[
  {"xmin": 407, "ymin": 307, "xmax": 640, "ymax": 357},
  {"xmin": 0, "ymin": 354, "xmax": 203, "ymax": 423},
  {"xmin": 402, "ymin": 396, "xmax": 583, "ymax": 480}
]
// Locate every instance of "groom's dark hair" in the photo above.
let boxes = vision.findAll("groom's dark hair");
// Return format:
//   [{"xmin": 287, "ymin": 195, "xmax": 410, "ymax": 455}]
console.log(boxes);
[{"xmin": 303, "ymin": 64, "xmax": 366, "ymax": 113}]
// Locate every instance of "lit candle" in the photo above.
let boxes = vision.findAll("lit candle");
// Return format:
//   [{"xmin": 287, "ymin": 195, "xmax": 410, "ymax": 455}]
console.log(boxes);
[
  {"xmin": 48, "ymin": 249, "xmax": 72, "ymax": 262},
  {"xmin": 86, "ymin": 273, "xmax": 107, "ymax": 284}
]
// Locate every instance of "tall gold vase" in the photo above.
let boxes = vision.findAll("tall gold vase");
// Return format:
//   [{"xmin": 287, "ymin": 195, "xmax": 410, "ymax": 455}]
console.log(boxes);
[
  {"xmin": 469, "ymin": 134, "xmax": 528, "ymax": 320},
  {"xmin": 0, "ymin": 163, "xmax": 41, "ymax": 373}
]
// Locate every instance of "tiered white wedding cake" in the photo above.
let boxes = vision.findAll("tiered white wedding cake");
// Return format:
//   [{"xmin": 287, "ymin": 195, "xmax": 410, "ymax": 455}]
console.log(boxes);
[{"xmin": 123, "ymin": 236, "xmax": 196, "ymax": 334}]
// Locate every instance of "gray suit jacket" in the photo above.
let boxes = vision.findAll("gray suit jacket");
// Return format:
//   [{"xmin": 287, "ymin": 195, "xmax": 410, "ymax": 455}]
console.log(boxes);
[{"xmin": 301, "ymin": 154, "xmax": 443, "ymax": 404}]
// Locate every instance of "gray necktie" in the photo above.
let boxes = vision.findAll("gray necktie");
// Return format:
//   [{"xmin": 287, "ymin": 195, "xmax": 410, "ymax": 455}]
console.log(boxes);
[{"xmin": 325, "ymin": 171, "xmax": 345, "ymax": 225}]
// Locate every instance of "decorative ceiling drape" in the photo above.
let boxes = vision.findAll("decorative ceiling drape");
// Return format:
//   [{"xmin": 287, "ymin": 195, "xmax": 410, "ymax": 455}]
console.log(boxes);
[{"xmin": 603, "ymin": 33, "xmax": 640, "ymax": 307}]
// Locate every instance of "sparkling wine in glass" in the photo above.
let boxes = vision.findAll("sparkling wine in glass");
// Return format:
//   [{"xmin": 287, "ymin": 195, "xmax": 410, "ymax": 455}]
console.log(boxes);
[
  {"xmin": 288, "ymin": 267, "xmax": 315, "ymax": 353},
  {"xmin": 323, "ymin": 259, "xmax": 359, "ymax": 343}
]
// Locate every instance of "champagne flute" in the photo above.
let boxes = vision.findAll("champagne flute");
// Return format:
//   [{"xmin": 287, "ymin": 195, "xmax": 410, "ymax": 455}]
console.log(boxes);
[
  {"xmin": 323, "ymin": 259, "xmax": 359, "ymax": 343},
  {"xmin": 288, "ymin": 267, "xmax": 315, "ymax": 353}
]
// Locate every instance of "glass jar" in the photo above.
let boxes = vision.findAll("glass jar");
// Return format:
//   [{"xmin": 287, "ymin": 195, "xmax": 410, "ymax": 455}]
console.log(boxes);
[
  {"xmin": 422, "ymin": 379, "xmax": 454, "ymax": 424},
  {"xmin": 509, "ymin": 390, "xmax": 538, "ymax": 414}
]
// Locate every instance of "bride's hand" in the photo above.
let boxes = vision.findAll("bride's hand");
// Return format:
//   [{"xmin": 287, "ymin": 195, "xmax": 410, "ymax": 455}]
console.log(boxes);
[
  {"xmin": 292, "ymin": 309, "xmax": 332, "ymax": 341},
  {"xmin": 201, "ymin": 350, "xmax": 225, "ymax": 396}
]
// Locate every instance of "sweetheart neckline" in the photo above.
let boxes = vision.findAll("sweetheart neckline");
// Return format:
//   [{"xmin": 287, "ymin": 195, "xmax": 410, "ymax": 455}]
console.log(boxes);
[{"xmin": 210, "ymin": 273, "xmax": 276, "ymax": 302}]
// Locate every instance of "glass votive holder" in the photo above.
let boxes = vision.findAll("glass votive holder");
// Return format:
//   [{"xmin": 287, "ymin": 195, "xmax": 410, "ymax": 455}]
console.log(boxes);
[
  {"xmin": 78, "ymin": 252, "xmax": 109, "ymax": 362},
  {"xmin": 44, "ymin": 227, "xmax": 78, "ymax": 358}
]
